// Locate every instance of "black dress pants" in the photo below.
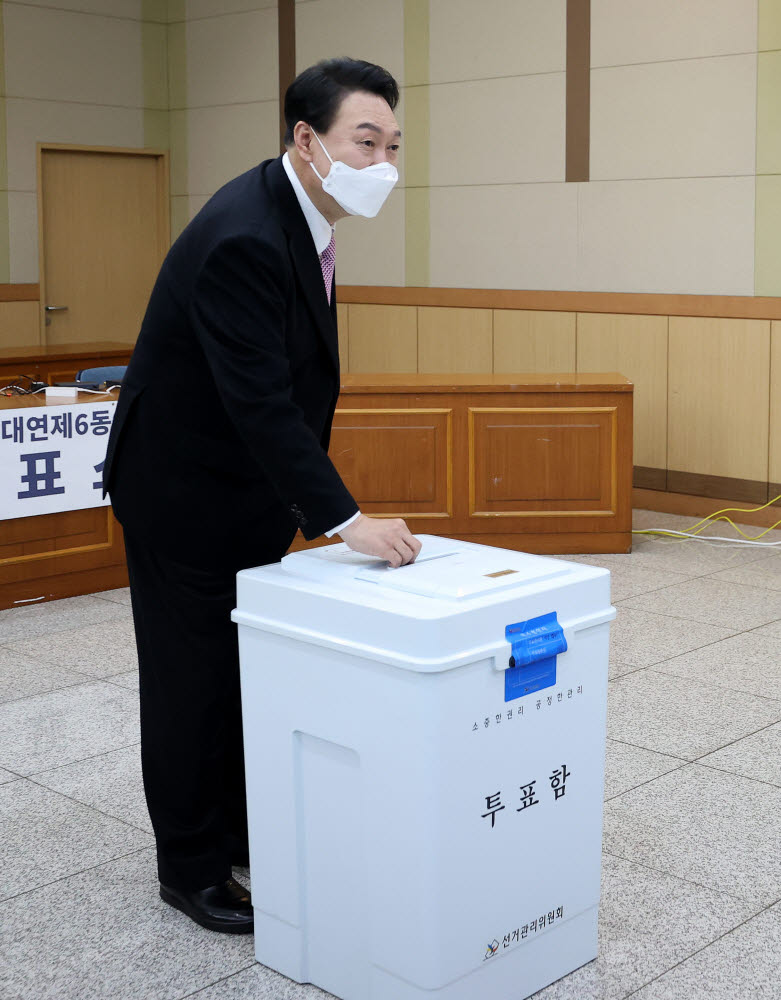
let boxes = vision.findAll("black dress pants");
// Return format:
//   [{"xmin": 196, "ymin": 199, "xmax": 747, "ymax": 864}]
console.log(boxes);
[{"xmin": 123, "ymin": 523, "xmax": 294, "ymax": 889}]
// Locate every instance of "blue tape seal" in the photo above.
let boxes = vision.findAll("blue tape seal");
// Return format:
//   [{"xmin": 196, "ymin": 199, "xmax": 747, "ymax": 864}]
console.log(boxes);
[{"xmin": 504, "ymin": 612, "xmax": 567, "ymax": 702}]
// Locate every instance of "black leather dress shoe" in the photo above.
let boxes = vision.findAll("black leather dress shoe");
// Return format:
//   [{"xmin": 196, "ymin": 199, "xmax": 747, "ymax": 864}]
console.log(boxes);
[{"xmin": 159, "ymin": 878, "xmax": 253, "ymax": 934}]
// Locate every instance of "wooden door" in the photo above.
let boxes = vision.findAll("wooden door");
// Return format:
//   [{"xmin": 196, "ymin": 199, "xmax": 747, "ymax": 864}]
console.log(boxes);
[{"xmin": 38, "ymin": 145, "xmax": 169, "ymax": 346}]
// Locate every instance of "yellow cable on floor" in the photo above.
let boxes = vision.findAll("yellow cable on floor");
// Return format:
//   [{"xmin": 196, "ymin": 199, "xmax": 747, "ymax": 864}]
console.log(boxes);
[{"xmin": 632, "ymin": 494, "xmax": 781, "ymax": 546}]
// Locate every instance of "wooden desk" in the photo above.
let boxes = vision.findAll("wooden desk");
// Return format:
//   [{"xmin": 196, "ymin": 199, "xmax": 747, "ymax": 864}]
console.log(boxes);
[
  {"xmin": 1, "ymin": 371, "xmax": 633, "ymax": 609},
  {"xmin": 311, "ymin": 372, "xmax": 634, "ymax": 555},
  {"xmin": 0, "ymin": 341, "xmax": 133, "ymax": 388},
  {"xmin": 0, "ymin": 390, "xmax": 127, "ymax": 610}
]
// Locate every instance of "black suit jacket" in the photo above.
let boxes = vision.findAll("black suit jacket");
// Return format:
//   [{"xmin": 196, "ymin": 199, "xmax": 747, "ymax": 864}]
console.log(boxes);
[{"xmin": 104, "ymin": 156, "xmax": 358, "ymax": 554}]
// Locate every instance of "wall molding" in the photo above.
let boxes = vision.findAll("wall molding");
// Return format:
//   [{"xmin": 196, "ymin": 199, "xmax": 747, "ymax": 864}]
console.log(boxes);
[
  {"xmin": 634, "ymin": 469, "xmax": 781, "ymax": 507},
  {"xmin": 0, "ymin": 284, "xmax": 39, "ymax": 302},
  {"xmin": 633, "ymin": 487, "xmax": 781, "ymax": 527},
  {"xmin": 667, "ymin": 470, "xmax": 769, "ymax": 505},
  {"xmin": 566, "ymin": 0, "xmax": 590, "ymax": 183},
  {"xmin": 278, "ymin": 0, "xmax": 295, "ymax": 152},
  {"xmin": 336, "ymin": 285, "xmax": 781, "ymax": 320},
  {"xmin": 633, "ymin": 466, "xmax": 667, "ymax": 491}
]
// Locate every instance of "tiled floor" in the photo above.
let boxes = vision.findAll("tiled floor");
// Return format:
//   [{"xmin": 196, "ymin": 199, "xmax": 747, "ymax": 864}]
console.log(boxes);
[{"xmin": 2, "ymin": 509, "xmax": 781, "ymax": 999}]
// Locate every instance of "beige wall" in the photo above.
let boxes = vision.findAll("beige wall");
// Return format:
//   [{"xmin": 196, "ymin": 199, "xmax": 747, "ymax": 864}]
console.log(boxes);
[
  {"xmin": 416, "ymin": 0, "xmax": 760, "ymax": 296},
  {"xmin": 168, "ymin": 0, "xmax": 280, "ymax": 239},
  {"xmin": 587, "ymin": 0, "xmax": 758, "ymax": 296},
  {"xmin": 0, "ymin": 0, "xmax": 167, "ymax": 285},
  {"xmin": 0, "ymin": 0, "xmax": 774, "ymax": 297},
  {"xmin": 286, "ymin": 0, "xmax": 768, "ymax": 296},
  {"xmin": 295, "ymin": 0, "xmax": 406, "ymax": 286},
  {"xmin": 0, "ymin": 0, "xmax": 777, "ymax": 360}
]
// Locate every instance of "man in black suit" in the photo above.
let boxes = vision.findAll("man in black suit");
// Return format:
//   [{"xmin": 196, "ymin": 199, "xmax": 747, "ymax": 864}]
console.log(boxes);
[{"xmin": 104, "ymin": 58, "xmax": 421, "ymax": 934}]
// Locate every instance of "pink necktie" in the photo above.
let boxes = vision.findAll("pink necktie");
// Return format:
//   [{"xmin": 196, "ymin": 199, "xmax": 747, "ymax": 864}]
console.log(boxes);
[{"xmin": 320, "ymin": 232, "xmax": 335, "ymax": 304}]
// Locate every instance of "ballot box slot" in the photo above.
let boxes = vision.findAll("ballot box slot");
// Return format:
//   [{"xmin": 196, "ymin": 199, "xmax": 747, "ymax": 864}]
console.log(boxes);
[{"xmin": 354, "ymin": 552, "xmax": 570, "ymax": 601}]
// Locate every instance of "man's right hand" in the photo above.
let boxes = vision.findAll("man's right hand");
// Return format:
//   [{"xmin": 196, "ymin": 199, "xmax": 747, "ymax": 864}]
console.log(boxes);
[{"xmin": 339, "ymin": 513, "xmax": 421, "ymax": 568}]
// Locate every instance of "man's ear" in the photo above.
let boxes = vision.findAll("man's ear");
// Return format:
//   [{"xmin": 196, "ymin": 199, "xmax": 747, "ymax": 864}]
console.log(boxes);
[{"xmin": 294, "ymin": 121, "xmax": 314, "ymax": 163}]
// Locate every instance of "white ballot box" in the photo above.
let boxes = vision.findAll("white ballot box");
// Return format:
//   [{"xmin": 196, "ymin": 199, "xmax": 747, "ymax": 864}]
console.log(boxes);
[{"xmin": 232, "ymin": 535, "xmax": 615, "ymax": 1000}]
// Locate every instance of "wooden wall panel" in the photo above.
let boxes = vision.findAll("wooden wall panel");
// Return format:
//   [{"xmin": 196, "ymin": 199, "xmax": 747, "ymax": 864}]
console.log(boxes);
[
  {"xmin": 329, "ymin": 408, "xmax": 451, "ymax": 517},
  {"xmin": 347, "ymin": 304, "xmax": 417, "ymax": 373},
  {"xmin": 668, "ymin": 317, "xmax": 771, "ymax": 482},
  {"xmin": 336, "ymin": 303, "xmax": 349, "ymax": 371},
  {"xmin": 0, "ymin": 302, "xmax": 40, "ymax": 350},
  {"xmin": 493, "ymin": 310, "xmax": 576, "ymax": 373},
  {"xmin": 418, "ymin": 306, "xmax": 492, "ymax": 373},
  {"xmin": 577, "ymin": 312, "xmax": 667, "ymax": 470}
]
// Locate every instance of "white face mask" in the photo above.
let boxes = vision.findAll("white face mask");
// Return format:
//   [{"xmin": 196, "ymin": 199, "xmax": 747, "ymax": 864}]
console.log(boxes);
[{"xmin": 309, "ymin": 128, "xmax": 398, "ymax": 218}]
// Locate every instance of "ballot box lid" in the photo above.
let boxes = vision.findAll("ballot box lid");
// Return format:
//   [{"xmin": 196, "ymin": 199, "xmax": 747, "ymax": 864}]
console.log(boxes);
[
  {"xmin": 233, "ymin": 535, "xmax": 614, "ymax": 672},
  {"xmin": 300, "ymin": 537, "xmax": 570, "ymax": 600}
]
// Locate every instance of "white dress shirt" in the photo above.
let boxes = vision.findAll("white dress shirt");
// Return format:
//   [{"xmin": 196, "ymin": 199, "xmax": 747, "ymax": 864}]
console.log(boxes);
[{"xmin": 281, "ymin": 152, "xmax": 360, "ymax": 539}]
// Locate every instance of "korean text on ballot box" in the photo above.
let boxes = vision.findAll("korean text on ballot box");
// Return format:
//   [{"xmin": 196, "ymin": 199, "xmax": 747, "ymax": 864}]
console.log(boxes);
[{"xmin": 232, "ymin": 534, "xmax": 615, "ymax": 1000}]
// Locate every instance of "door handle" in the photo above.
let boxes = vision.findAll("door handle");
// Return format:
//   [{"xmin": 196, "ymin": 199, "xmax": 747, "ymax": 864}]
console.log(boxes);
[{"xmin": 45, "ymin": 305, "xmax": 68, "ymax": 311}]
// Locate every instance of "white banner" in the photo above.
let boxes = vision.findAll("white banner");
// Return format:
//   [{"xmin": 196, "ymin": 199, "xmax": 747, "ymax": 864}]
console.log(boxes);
[{"xmin": 0, "ymin": 401, "xmax": 117, "ymax": 520}]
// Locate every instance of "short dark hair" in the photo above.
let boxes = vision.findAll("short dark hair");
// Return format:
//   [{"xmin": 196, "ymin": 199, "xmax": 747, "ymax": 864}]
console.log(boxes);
[{"xmin": 283, "ymin": 57, "xmax": 399, "ymax": 146}]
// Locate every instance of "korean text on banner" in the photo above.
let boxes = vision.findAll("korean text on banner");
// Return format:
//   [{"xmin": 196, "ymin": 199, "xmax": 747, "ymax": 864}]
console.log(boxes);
[{"xmin": 0, "ymin": 401, "xmax": 117, "ymax": 520}]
